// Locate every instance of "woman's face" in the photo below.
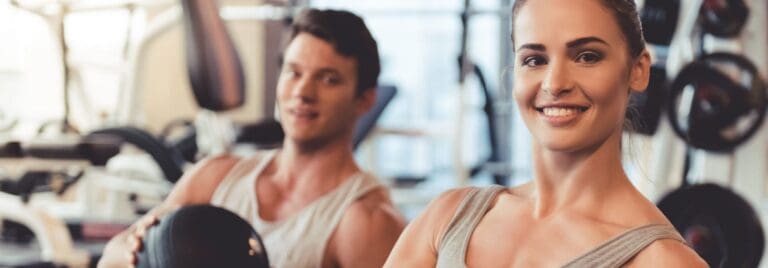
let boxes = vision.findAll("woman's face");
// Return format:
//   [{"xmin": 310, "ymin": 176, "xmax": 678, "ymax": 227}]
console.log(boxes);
[{"xmin": 512, "ymin": 0, "xmax": 649, "ymax": 153}]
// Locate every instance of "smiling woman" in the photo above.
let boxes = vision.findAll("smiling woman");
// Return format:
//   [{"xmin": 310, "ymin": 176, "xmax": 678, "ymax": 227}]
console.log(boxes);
[{"xmin": 384, "ymin": 0, "xmax": 708, "ymax": 267}]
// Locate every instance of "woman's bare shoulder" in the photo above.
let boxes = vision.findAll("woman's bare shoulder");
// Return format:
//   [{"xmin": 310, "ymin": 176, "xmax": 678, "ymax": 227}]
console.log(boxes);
[
  {"xmin": 422, "ymin": 187, "xmax": 477, "ymax": 229},
  {"xmin": 383, "ymin": 186, "xmax": 492, "ymax": 267},
  {"xmin": 410, "ymin": 187, "xmax": 485, "ymax": 244},
  {"xmin": 626, "ymin": 239, "xmax": 707, "ymax": 267}
]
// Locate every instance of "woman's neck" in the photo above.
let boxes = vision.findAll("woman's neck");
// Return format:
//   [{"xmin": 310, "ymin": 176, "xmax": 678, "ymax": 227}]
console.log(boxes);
[{"xmin": 529, "ymin": 130, "xmax": 633, "ymax": 218}]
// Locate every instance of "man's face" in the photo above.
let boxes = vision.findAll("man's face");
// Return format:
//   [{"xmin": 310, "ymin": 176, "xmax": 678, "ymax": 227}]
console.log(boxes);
[{"xmin": 277, "ymin": 33, "xmax": 373, "ymax": 147}]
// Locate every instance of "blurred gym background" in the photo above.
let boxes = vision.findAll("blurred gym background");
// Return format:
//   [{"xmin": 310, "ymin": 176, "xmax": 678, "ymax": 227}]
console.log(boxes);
[{"xmin": 0, "ymin": 0, "xmax": 766, "ymax": 267}]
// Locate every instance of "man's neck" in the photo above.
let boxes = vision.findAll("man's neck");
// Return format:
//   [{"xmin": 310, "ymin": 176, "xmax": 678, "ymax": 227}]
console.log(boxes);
[{"xmin": 271, "ymin": 138, "xmax": 360, "ymax": 195}]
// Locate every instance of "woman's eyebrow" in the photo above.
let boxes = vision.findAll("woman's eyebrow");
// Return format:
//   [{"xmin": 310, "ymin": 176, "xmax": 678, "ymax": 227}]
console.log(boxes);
[
  {"xmin": 516, "ymin": 43, "xmax": 545, "ymax": 52},
  {"xmin": 516, "ymin": 36, "xmax": 609, "ymax": 52},
  {"xmin": 566, "ymin": 36, "xmax": 609, "ymax": 48}
]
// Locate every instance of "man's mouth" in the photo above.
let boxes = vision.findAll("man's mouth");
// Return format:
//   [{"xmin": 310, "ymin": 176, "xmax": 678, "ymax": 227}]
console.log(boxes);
[{"xmin": 290, "ymin": 108, "xmax": 319, "ymax": 120}]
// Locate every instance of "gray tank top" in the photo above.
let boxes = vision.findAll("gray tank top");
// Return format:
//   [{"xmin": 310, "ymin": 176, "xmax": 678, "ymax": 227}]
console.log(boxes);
[
  {"xmin": 436, "ymin": 186, "xmax": 687, "ymax": 268},
  {"xmin": 209, "ymin": 150, "xmax": 383, "ymax": 268}
]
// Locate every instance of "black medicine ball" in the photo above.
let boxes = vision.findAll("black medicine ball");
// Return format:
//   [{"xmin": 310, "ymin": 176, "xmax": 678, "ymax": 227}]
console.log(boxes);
[{"xmin": 136, "ymin": 205, "xmax": 269, "ymax": 268}]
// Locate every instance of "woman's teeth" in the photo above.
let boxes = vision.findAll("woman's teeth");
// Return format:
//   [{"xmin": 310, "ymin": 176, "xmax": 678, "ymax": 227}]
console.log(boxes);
[{"xmin": 542, "ymin": 107, "xmax": 582, "ymax": 117}]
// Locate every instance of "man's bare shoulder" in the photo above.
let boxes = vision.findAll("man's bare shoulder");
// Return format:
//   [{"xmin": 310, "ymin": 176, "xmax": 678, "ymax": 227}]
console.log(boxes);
[
  {"xmin": 327, "ymin": 187, "xmax": 404, "ymax": 267},
  {"xmin": 627, "ymin": 239, "xmax": 708, "ymax": 268},
  {"xmin": 341, "ymin": 187, "xmax": 405, "ymax": 236},
  {"xmin": 343, "ymin": 186, "xmax": 477, "ymax": 234},
  {"xmin": 331, "ymin": 185, "xmax": 479, "ymax": 267}
]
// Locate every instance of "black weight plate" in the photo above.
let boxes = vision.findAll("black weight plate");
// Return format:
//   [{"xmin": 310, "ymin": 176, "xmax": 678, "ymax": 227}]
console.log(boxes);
[
  {"xmin": 658, "ymin": 183, "xmax": 764, "ymax": 268},
  {"xmin": 641, "ymin": 0, "xmax": 681, "ymax": 45},
  {"xmin": 700, "ymin": 0, "xmax": 749, "ymax": 38},
  {"xmin": 627, "ymin": 66, "xmax": 668, "ymax": 135},
  {"xmin": 667, "ymin": 52, "xmax": 766, "ymax": 152}
]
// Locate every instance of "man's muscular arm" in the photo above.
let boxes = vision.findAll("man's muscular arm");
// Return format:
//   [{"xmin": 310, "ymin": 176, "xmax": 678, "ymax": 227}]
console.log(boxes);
[
  {"xmin": 329, "ymin": 188, "xmax": 406, "ymax": 268},
  {"xmin": 97, "ymin": 155, "xmax": 239, "ymax": 268}
]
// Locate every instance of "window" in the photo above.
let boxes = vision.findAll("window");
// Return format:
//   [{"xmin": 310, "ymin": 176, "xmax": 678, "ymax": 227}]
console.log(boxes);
[
  {"xmin": 0, "ymin": 3, "xmax": 132, "ymax": 137},
  {"xmin": 309, "ymin": 0, "xmax": 527, "ymax": 217}
]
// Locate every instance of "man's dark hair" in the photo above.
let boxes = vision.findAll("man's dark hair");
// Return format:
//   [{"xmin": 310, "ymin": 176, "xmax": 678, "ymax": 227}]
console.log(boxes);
[{"xmin": 288, "ymin": 9, "xmax": 380, "ymax": 95}]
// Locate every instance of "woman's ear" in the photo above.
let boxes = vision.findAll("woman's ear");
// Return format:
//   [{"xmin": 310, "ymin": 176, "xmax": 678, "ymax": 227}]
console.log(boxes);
[{"xmin": 629, "ymin": 50, "xmax": 651, "ymax": 93}]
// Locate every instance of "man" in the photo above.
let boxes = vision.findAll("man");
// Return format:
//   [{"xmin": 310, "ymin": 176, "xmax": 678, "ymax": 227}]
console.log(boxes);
[{"xmin": 99, "ymin": 8, "xmax": 405, "ymax": 268}]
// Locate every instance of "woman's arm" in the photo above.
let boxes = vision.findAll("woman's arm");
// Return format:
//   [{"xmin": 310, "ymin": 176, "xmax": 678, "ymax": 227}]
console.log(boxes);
[{"xmin": 384, "ymin": 188, "xmax": 474, "ymax": 267}]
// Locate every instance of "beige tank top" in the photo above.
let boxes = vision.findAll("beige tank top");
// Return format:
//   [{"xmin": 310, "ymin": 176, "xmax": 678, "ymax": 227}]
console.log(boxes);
[
  {"xmin": 209, "ymin": 150, "xmax": 383, "ymax": 268},
  {"xmin": 436, "ymin": 186, "xmax": 687, "ymax": 268}
]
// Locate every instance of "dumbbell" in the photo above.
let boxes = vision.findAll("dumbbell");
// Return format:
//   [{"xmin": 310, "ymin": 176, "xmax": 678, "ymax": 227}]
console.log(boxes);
[{"xmin": 136, "ymin": 205, "xmax": 269, "ymax": 268}]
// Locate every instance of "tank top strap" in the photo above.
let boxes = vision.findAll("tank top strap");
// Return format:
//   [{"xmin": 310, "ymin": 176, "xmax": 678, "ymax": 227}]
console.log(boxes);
[
  {"xmin": 436, "ymin": 185, "xmax": 507, "ymax": 268},
  {"xmin": 306, "ymin": 172, "xmax": 384, "ymax": 235},
  {"xmin": 562, "ymin": 224, "xmax": 686, "ymax": 268},
  {"xmin": 209, "ymin": 150, "xmax": 276, "ymax": 220}
]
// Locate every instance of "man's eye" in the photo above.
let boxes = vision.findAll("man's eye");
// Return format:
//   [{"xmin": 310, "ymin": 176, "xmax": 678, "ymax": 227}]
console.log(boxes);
[{"xmin": 320, "ymin": 75, "xmax": 341, "ymax": 85}]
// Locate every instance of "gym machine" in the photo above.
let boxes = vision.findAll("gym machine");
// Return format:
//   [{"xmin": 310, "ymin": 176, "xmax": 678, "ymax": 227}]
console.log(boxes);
[{"xmin": 0, "ymin": 0, "xmax": 283, "ymax": 267}]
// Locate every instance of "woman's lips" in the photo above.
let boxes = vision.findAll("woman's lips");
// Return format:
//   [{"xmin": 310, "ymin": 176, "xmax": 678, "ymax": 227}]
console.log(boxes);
[{"xmin": 535, "ymin": 106, "xmax": 589, "ymax": 126}]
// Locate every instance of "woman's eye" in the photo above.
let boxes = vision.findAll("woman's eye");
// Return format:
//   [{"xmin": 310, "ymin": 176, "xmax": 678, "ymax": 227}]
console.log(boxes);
[
  {"xmin": 522, "ymin": 56, "xmax": 547, "ymax": 67},
  {"xmin": 576, "ymin": 51, "xmax": 603, "ymax": 64}
]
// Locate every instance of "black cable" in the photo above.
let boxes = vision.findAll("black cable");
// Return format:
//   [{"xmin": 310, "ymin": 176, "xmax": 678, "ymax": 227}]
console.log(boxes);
[
  {"xmin": 458, "ymin": 0, "xmax": 471, "ymax": 83},
  {"xmin": 681, "ymin": 147, "xmax": 691, "ymax": 188},
  {"xmin": 471, "ymin": 65, "xmax": 507, "ymax": 185}
]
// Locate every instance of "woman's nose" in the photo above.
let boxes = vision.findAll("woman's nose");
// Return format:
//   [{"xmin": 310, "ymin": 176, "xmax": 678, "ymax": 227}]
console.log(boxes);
[{"xmin": 541, "ymin": 62, "xmax": 574, "ymax": 97}]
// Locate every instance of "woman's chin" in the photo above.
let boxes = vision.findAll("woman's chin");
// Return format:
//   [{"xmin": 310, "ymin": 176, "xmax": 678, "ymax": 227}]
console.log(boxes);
[{"xmin": 536, "ymin": 137, "xmax": 590, "ymax": 154}]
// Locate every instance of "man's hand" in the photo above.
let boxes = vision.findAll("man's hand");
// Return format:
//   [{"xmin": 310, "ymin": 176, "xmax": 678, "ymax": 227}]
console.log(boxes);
[
  {"xmin": 126, "ymin": 215, "xmax": 159, "ymax": 266},
  {"xmin": 98, "ymin": 155, "xmax": 238, "ymax": 268},
  {"xmin": 97, "ymin": 214, "xmax": 158, "ymax": 268}
]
